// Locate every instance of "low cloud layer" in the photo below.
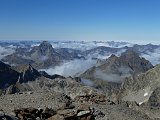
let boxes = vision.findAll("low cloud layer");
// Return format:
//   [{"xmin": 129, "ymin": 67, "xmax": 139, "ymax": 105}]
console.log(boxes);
[
  {"xmin": 32, "ymin": 41, "xmax": 133, "ymax": 51},
  {"xmin": 81, "ymin": 78, "xmax": 94, "ymax": 86},
  {"xmin": 93, "ymin": 66, "xmax": 133, "ymax": 83},
  {"xmin": 141, "ymin": 48, "xmax": 160, "ymax": 65},
  {"xmin": 93, "ymin": 70, "xmax": 123, "ymax": 83},
  {"xmin": 0, "ymin": 46, "xmax": 15, "ymax": 60},
  {"xmin": 41, "ymin": 59, "xmax": 97, "ymax": 77}
]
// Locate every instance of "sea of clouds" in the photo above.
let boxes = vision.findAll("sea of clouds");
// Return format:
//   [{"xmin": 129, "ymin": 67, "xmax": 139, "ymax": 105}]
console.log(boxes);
[
  {"xmin": 32, "ymin": 41, "xmax": 133, "ymax": 51},
  {"xmin": 1, "ymin": 40, "xmax": 160, "ymax": 79},
  {"xmin": 0, "ymin": 46, "xmax": 15, "ymax": 60},
  {"xmin": 141, "ymin": 47, "xmax": 160, "ymax": 65}
]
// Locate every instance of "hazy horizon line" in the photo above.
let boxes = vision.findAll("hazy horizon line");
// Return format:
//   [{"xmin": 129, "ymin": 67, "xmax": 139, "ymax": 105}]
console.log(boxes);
[{"xmin": 0, "ymin": 39, "xmax": 160, "ymax": 45}]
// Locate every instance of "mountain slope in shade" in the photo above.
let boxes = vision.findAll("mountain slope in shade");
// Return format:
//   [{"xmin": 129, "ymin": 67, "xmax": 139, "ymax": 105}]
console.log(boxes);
[
  {"xmin": 0, "ymin": 60, "xmax": 66, "ymax": 92},
  {"xmin": 120, "ymin": 50, "xmax": 153, "ymax": 74},
  {"xmin": 13, "ymin": 64, "xmax": 41, "ymax": 83},
  {"xmin": 0, "ymin": 61, "xmax": 41, "ymax": 89},
  {"xmin": 0, "ymin": 61, "xmax": 20, "ymax": 88},
  {"xmin": 80, "ymin": 50, "xmax": 153, "ymax": 83}
]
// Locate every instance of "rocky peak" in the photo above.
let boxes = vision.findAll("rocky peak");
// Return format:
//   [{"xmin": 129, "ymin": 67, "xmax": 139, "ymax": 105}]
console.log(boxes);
[
  {"xmin": 38, "ymin": 41, "xmax": 54, "ymax": 55},
  {"xmin": 106, "ymin": 54, "xmax": 119, "ymax": 63},
  {"xmin": 109, "ymin": 54, "xmax": 118, "ymax": 59},
  {"xmin": 15, "ymin": 64, "xmax": 38, "ymax": 73},
  {"xmin": 80, "ymin": 50, "xmax": 153, "ymax": 87},
  {"xmin": 120, "ymin": 50, "xmax": 140, "ymax": 59},
  {"xmin": 39, "ymin": 41, "xmax": 52, "ymax": 48},
  {"xmin": 14, "ymin": 64, "xmax": 41, "ymax": 83},
  {"xmin": 120, "ymin": 50, "xmax": 153, "ymax": 74},
  {"xmin": 22, "ymin": 66, "xmax": 40, "ymax": 82}
]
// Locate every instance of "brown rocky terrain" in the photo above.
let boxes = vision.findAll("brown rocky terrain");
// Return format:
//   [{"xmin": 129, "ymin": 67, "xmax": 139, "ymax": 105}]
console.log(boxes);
[{"xmin": 0, "ymin": 76, "xmax": 153, "ymax": 120}]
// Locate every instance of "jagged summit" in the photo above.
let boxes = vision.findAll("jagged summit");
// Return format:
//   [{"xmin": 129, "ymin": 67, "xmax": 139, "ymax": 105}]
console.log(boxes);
[
  {"xmin": 31, "ymin": 40, "xmax": 55, "ymax": 56},
  {"xmin": 14, "ymin": 64, "xmax": 36, "ymax": 72},
  {"xmin": 80, "ymin": 51, "xmax": 153, "ymax": 83},
  {"xmin": 109, "ymin": 54, "xmax": 118, "ymax": 58},
  {"xmin": 2, "ymin": 40, "xmax": 83, "ymax": 69},
  {"xmin": 38, "ymin": 41, "xmax": 54, "ymax": 55},
  {"xmin": 15, "ymin": 64, "xmax": 41, "ymax": 83},
  {"xmin": 121, "ymin": 50, "xmax": 139, "ymax": 58},
  {"xmin": 39, "ymin": 41, "xmax": 52, "ymax": 47},
  {"xmin": 0, "ymin": 63, "xmax": 38, "ymax": 86},
  {"xmin": 120, "ymin": 50, "xmax": 153, "ymax": 74},
  {"xmin": 106, "ymin": 54, "xmax": 119, "ymax": 64},
  {"xmin": 0, "ymin": 60, "xmax": 72, "ymax": 93}
]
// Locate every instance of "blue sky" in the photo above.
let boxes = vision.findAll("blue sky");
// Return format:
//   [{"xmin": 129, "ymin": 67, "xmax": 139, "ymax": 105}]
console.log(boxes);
[{"xmin": 0, "ymin": 0, "xmax": 160, "ymax": 44}]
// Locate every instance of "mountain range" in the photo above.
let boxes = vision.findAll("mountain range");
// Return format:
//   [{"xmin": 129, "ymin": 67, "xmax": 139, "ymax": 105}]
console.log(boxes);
[
  {"xmin": 1, "ymin": 40, "xmax": 160, "ymax": 120},
  {"xmin": 1, "ymin": 40, "xmax": 160, "ymax": 70},
  {"xmin": 0, "ymin": 53, "xmax": 159, "ymax": 119},
  {"xmin": 2, "ymin": 41, "xmax": 83, "ymax": 69},
  {"xmin": 80, "ymin": 50, "xmax": 153, "ymax": 83}
]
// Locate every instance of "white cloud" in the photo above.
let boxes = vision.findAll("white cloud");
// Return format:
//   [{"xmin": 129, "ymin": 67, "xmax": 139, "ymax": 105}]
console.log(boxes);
[
  {"xmin": 94, "ymin": 70, "xmax": 122, "ymax": 82},
  {"xmin": 86, "ymin": 48, "xmax": 127, "ymax": 60},
  {"xmin": 40, "ymin": 59, "xmax": 97, "ymax": 77},
  {"xmin": 0, "ymin": 46, "xmax": 15, "ymax": 60},
  {"xmin": 31, "ymin": 41, "xmax": 133, "ymax": 51},
  {"xmin": 141, "ymin": 47, "xmax": 160, "ymax": 65},
  {"xmin": 81, "ymin": 78, "xmax": 94, "ymax": 86}
]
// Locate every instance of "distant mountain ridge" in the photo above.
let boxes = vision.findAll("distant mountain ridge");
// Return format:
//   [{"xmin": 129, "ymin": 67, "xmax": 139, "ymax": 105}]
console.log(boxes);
[
  {"xmin": 1, "ymin": 40, "xmax": 160, "ymax": 71},
  {"xmin": 2, "ymin": 41, "xmax": 83, "ymax": 69},
  {"xmin": 80, "ymin": 50, "xmax": 153, "ymax": 83}
]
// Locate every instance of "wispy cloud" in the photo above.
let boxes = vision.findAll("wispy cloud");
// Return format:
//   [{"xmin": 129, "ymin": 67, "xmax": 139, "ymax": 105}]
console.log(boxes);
[
  {"xmin": 0, "ymin": 46, "xmax": 15, "ymax": 60},
  {"xmin": 40, "ymin": 59, "xmax": 97, "ymax": 77},
  {"xmin": 141, "ymin": 47, "xmax": 160, "ymax": 65}
]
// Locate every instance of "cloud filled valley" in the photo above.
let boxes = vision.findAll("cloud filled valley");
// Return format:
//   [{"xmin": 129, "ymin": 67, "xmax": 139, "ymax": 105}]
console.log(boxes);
[
  {"xmin": 1, "ymin": 40, "xmax": 160, "ymax": 120},
  {"xmin": 40, "ymin": 59, "xmax": 97, "ymax": 77},
  {"xmin": 1, "ymin": 40, "xmax": 160, "ymax": 79},
  {"xmin": 0, "ymin": 46, "xmax": 15, "ymax": 60}
]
